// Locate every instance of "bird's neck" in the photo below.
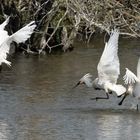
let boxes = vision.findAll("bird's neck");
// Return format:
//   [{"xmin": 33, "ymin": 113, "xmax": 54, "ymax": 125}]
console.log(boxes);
[
  {"xmin": 85, "ymin": 80, "xmax": 93, "ymax": 87},
  {"xmin": 92, "ymin": 78, "xmax": 101, "ymax": 89}
]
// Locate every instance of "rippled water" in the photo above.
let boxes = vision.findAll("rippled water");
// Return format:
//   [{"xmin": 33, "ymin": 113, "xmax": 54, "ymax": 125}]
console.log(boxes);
[{"xmin": 0, "ymin": 37, "xmax": 140, "ymax": 139}]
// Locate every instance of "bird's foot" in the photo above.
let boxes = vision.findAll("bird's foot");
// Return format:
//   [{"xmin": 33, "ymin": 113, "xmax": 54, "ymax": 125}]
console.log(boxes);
[
  {"xmin": 94, "ymin": 88, "xmax": 101, "ymax": 90},
  {"xmin": 118, "ymin": 102, "xmax": 122, "ymax": 106}
]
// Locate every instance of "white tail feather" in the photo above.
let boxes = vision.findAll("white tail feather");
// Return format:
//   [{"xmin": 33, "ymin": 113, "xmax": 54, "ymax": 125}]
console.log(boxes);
[
  {"xmin": 107, "ymin": 83, "xmax": 126, "ymax": 96},
  {"xmin": 112, "ymin": 85, "xmax": 126, "ymax": 96}
]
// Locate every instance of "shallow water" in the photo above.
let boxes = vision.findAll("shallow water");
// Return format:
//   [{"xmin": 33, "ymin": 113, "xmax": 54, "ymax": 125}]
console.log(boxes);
[{"xmin": 0, "ymin": 37, "xmax": 140, "ymax": 139}]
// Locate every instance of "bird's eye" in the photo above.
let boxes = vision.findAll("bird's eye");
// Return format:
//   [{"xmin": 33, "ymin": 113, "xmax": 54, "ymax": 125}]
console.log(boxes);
[{"xmin": 81, "ymin": 82, "xmax": 85, "ymax": 85}]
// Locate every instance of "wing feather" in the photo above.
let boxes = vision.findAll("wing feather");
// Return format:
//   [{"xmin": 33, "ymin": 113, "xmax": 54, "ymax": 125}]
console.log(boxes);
[
  {"xmin": 10, "ymin": 21, "xmax": 36, "ymax": 43},
  {"xmin": 80, "ymin": 73, "xmax": 93, "ymax": 87},
  {"xmin": 97, "ymin": 29, "xmax": 120, "ymax": 84},
  {"xmin": 123, "ymin": 68, "xmax": 140, "ymax": 85},
  {"xmin": 0, "ymin": 21, "xmax": 36, "ymax": 66}
]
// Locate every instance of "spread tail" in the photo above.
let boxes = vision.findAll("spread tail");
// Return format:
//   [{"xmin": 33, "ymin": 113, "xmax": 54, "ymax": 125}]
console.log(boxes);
[{"xmin": 108, "ymin": 84, "xmax": 126, "ymax": 96}]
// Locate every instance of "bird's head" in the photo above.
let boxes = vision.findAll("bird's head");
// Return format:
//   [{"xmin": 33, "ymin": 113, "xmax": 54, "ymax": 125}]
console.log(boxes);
[{"xmin": 73, "ymin": 73, "xmax": 93, "ymax": 88}]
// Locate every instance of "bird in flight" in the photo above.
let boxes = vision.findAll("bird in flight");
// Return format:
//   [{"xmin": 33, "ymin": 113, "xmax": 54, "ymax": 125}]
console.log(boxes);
[
  {"xmin": 74, "ymin": 29, "xmax": 126, "ymax": 100},
  {"xmin": 0, "ymin": 17, "xmax": 36, "ymax": 67},
  {"xmin": 118, "ymin": 58, "xmax": 140, "ymax": 111}
]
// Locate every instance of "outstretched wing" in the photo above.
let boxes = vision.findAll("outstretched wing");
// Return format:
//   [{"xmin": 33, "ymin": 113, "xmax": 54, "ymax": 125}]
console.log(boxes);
[
  {"xmin": 123, "ymin": 68, "xmax": 140, "ymax": 85},
  {"xmin": 97, "ymin": 29, "xmax": 120, "ymax": 84},
  {"xmin": 80, "ymin": 73, "xmax": 93, "ymax": 87},
  {"xmin": 0, "ymin": 21, "xmax": 36, "ymax": 66},
  {"xmin": 10, "ymin": 21, "xmax": 36, "ymax": 43},
  {"xmin": 73, "ymin": 73, "xmax": 93, "ymax": 88},
  {"xmin": 0, "ymin": 17, "xmax": 10, "ymax": 30}
]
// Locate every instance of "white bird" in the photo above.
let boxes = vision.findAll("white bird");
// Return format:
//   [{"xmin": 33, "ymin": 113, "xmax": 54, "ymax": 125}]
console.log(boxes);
[
  {"xmin": 118, "ymin": 58, "xmax": 140, "ymax": 111},
  {"xmin": 0, "ymin": 17, "xmax": 36, "ymax": 66},
  {"xmin": 74, "ymin": 29, "xmax": 126, "ymax": 100}
]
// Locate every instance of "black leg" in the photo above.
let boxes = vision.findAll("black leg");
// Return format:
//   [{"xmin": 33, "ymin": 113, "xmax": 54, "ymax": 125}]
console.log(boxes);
[
  {"xmin": 118, "ymin": 93, "xmax": 128, "ymax": 105},
  {"xmin": 90, "ymin": 92, "xmax": 109, "ymax": 101}
]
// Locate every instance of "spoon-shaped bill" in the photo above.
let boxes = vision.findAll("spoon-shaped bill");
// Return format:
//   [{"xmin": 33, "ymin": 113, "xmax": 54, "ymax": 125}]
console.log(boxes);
[{"xmin": 72, "ymin": 81, "xmax": 80, "ymax": 89}]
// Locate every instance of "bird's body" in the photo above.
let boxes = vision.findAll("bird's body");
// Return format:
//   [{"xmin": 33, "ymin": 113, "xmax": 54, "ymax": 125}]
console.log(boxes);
[
  {"xmin": 0, "ymin": 17, "xmax": 36, "ymax": 66},
  {"xmin": 119, "ymin": 59, "xmax": 140, "ymax": 110},
  {"xmin": 75, "ymin": 29, "xmax": 126, "ymax": 100},
  {"xmin": 0, "ymin": 18, "xmax": 9, "ymax": 45}
]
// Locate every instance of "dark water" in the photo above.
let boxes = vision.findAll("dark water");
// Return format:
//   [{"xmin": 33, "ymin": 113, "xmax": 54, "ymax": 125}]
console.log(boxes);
[{"xmin": 0, "ymin": 38, "xmax": 140, "ymax": 140}]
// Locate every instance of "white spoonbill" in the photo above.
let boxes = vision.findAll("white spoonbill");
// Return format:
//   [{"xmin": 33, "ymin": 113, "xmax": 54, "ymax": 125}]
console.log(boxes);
[
  {"xmin": 118, "ymin": 58, "xmax": 140, "ymax": 111},
  {"xmin": 0, "ymin": 17, "xmax": 36, "ymax": 66},
  {"xmin": 74, "ymin": 29, "xmax": 126, "ymax": 100}
]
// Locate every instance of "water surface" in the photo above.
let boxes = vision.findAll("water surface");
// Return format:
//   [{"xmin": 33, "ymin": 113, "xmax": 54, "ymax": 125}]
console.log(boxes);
[{"xmin": 0, "ymin": 38, "xmax": 140, "ymax": 139}]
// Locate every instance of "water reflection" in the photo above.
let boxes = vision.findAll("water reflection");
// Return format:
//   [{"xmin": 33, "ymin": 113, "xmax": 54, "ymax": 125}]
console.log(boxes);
[
  {"xmin": 0, "ymin": 120, "xmax": 11, "ymax": 139},
  {"xmin": 83, "ymin": 111, "xmax": 140, "ymax": 140},
  {"xmin": 0, "ymin": 38, "xmax": 139, "ymax": 139}
]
